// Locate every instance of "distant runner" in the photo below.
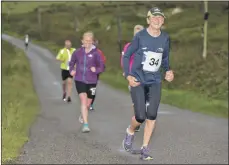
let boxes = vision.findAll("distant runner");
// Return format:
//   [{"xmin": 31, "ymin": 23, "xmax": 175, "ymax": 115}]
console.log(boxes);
[
  {"xmin": 56, "ymin": 40, "xmax": 76, "ymax": 103},
  {"xmin": 89, "ymin": 39, "xmax": 106, "ymax": 111},
  {"xmin": 122, "ymin": 7, "xmax": 174, "ymax": 160},
  {"xmin": 121, "ymin": 24, "xmax": 144, "ymax": 132},
  {"xmin": 24, "ymin": 34, "xmax": 29, "ymax": 50},
  {"xmin": 69, "ymin": 31, "xmax": 105, "ymax": 133}
]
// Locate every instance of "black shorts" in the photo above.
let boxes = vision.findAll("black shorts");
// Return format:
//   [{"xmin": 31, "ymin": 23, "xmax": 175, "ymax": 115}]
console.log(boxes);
[
  {"xmin": 61, "ymin": 69, "xmax": 73, "ymax": 81},
  {"xmin": 75, "ymin": 81, "xmax": 97, "ymax": 99},
  {"xmin": 25, "ymin": 43, "xmax": 28, "ymax": 47}
]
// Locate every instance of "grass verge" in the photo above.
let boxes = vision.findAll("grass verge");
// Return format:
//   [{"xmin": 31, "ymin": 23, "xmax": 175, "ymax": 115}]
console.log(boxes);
[{"xmin": 1, "ymin": 40, "xmax": 40, "ymax": 163}]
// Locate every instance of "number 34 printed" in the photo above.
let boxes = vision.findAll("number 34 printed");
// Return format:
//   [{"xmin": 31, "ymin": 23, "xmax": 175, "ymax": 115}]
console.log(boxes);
[{"xmin": 149, "ymin": 58, "xmax": 159, "ymax": 66}]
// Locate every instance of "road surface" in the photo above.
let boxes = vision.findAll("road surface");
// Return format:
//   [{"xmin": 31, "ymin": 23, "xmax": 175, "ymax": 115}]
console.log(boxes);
[{"xmin": 2, "ymin": 34, "xmax": 228, "ymax": 164}]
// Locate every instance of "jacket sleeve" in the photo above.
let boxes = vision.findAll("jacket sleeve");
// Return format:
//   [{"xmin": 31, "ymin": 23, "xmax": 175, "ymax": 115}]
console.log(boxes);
[
  {"xmin": 161, "ymin": 36, "xmax": 170, "ymax": 72},
  {"xmin": 121, "ymin": 43, "xmax": 130, "ymax": 69},
  {"xmin": 123, "ymin": 35, "xmax": 139, "ymax": 78},
  {"xmin": 98, "ymin": 49, "xmax": 106, "ymax": 64},
  {"xmin": 95, "ymin": 51, "xmax": 105, "ymax": 74},
  {"xmin": 69, "ymin": 50, "xmax": 77, "ymax": 73}
]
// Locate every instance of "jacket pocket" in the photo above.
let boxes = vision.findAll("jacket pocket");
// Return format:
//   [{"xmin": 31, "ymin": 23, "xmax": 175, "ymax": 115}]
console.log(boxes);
[{"xmin": 86, "ymin": 69, "xmax": 98, "ymax": 82}]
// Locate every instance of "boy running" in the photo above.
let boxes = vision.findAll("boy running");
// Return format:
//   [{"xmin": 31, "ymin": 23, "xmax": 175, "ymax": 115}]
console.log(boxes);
[{"xmin": 122, "ymin": 7, "xmax": 174, "ymax": 160}]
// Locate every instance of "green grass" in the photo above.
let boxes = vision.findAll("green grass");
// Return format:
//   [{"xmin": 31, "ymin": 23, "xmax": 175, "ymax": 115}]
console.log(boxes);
[
  {"xmin": 1, "ymin": 1, "xmax": 133, "ymax": 14},
  {"xmin": 2, "ymin": 1, "xmax": 228, "ymax": 118},
  {"xmin": 1, "ymin": 2, "xmax": 101, "ymax": 14},
  {"xmin": 2, "ymin": 2, "xmax": 63, "ymax": 13},
  {"xmin": 1, "ymin": 40, "xmax": 40, "ymax": 163}
]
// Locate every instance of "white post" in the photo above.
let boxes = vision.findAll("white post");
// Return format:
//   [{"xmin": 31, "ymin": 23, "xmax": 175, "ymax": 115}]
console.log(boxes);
[
  {"xmin": 202, "ymin": 1, "xmax": 208, "ymax": 59},
  {"xmin": 37, "ymin": 7, "xmax": 42, "ymax": 37}
]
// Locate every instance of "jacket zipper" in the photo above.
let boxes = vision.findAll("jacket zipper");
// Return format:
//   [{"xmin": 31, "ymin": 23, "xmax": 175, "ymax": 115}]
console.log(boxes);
[{"xmin": 83, "ymin": 49, "xmax": 87, "ymax": 83}]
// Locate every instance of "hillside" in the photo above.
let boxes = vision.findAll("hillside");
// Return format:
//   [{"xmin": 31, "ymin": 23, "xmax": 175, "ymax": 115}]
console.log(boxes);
[{"xmin": 2, "ymin": 1, "xmax": 228, "ymax": 117}]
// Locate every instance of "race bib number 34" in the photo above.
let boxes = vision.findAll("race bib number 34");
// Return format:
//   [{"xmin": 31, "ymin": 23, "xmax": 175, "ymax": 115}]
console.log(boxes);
[{"xmin": 142, "ymin": 51, "xmax": 162, "ymax": 72}]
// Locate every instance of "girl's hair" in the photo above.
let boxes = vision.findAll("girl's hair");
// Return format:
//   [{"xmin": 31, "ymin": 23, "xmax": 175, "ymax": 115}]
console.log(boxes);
[
  {"xmin": 133, "ymin": 25, "xmax": 144, "ymax": 36},
  {"xmin": 82, "ymin": 31, "xmax": 94, "ymax": 39}
]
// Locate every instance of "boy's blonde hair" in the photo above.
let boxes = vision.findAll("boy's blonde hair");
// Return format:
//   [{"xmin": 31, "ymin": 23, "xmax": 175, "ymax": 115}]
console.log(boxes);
[{"xmin": 133, "ymin": 25, "xmax": 144, "ymax": 36}]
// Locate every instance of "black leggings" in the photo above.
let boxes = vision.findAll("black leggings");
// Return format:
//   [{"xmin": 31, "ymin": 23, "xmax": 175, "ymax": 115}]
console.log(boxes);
[{"xmin": 130, "ymin": 83, "xmax": 161, "ymax": 123}]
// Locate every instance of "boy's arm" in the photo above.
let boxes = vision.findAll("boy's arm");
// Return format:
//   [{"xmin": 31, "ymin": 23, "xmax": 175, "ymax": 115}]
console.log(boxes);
[{"xmin": 161, "ymin": 36, "xmax": 170, "ymax": 72}]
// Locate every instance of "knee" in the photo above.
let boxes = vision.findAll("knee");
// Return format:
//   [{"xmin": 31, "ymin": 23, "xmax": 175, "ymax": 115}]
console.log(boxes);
[
  {"xmin": 67, "ymin": 79, "xmax": 72, "ymax": 85},
  {"xmin": 79, "ymin": 93, "xmax": 87, "ymax": 104},
  {"xmin": 147, "ymin": 111, "xmax": 157, "ymax": 120},
  {"xmin": 135, "ymin": 115, "xmax": 146, "ymax": 123},
  {"xmin": 147, "ymin": 115, "xmax": 157, "ymax": 120},
  {"xmin": 134, "ymin": 104, "xmax": 146, "ymax": 123}
]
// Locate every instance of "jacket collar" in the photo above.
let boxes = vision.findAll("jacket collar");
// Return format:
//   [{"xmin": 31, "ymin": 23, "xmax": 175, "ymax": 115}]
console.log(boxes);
[{"xmin": 81, "ymin": 45, "xmax": 96, "ymax": 54}]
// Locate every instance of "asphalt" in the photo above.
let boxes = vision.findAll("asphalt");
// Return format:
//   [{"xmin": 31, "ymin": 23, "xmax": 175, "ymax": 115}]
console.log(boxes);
[{"xmin": 2, "ymin": 34, "xmax": 228, "ymax": 164}]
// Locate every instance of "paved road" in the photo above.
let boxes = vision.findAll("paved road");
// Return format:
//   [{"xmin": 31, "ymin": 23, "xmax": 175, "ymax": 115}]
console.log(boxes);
[{"xmin": 2, "ymin": 34, "xmax": 228, "ymax": 164}]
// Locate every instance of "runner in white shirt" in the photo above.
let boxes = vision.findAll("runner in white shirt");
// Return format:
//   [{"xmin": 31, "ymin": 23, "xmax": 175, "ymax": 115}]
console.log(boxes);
[{"xmin": 24, "ymin": 34, "xmax": 29, "ymax": 50}]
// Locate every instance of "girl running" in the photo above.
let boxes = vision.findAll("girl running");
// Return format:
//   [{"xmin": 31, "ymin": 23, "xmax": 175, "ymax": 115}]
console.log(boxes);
[{"xmin": 69, "ymin": 31, "xmax": 105, "ymax": 133}]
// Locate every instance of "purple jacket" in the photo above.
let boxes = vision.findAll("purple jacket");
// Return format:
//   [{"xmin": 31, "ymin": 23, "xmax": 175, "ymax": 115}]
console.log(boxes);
[{"xmin": 69, "ymin": 46, "xmax": 105, "ymax": 84}]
